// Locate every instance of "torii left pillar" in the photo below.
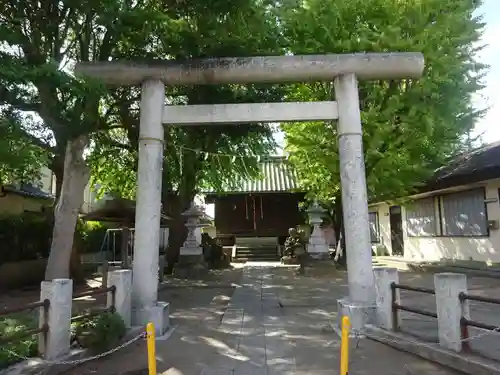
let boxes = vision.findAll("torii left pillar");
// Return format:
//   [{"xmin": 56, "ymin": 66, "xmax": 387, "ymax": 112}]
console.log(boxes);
[{"xmin": 131, "ymin": 80, "xmax": 170, "ymax": 335}]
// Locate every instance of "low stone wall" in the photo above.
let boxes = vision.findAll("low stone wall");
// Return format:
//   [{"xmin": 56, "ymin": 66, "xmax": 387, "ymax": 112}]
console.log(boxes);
[{"xmin": 0, "ymin": 259, "xmax": 47, "ymax": 290}]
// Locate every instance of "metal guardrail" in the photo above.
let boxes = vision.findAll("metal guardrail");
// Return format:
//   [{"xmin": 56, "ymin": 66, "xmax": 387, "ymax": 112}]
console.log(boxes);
[
  {"xmin": 0, "ymin": 299, "xmax": 50, "ymax": 346},
  {"xmin": 391, "ymin": 282, "xmax": 437, "ymax": 330},
  {"xmin": 459, "ymin": 291, "xmax": 500, "ymax": 350},
  {"xmin": 71, "ymin": 286, "xmax": 116, "ymax": 322}
]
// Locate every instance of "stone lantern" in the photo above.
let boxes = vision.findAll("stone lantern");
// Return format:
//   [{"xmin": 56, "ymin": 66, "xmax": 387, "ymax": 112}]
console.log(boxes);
[
  {"xmin": 306, "ymin": 200, "xmax": 329, "ymax": 259},
  {"xmin": 174, "ymin": 203, "xmax": 208, "ymax": 278}
]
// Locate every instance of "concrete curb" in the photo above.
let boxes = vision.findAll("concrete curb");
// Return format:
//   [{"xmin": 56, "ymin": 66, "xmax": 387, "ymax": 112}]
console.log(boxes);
[
  {"xmin": 364, "ymin": 326, "xmax": 500, "ymax": 375},
  {"xmin": 373, "ymin": 257, "xmax": 500, "ymax": 279},
  {"xmin": 1, "ymin": 326, "xmax": 145, "ymax": 375},
  {"xmin": 159, "ymin": 281, "xmax": 239, "ymax": 289},
  {"xmin": 422, "ymin": 265, "xmax": 500, "ymax": 279}
]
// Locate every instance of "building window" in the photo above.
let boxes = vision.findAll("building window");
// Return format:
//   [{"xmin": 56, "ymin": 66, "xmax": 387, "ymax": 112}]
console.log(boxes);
[
  {"xmin": 369, "ymin": 212, "xmax": 380, "ymax": 243},
  {"xmin": 441, "ymin": 189, "xmax": 487, "ymax": 236},
  {"xmin": 406, "ymin": 197, "xmax": 437, "ymax": 237}
]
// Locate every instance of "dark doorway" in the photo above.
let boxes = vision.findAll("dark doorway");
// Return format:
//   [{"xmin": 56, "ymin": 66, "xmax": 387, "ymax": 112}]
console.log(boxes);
[
  {"xmin": 213, "ymin": 193, "xmax": 303, "ymax": 238},
  {"xmin": 215, "ymin": 195, "xmax": 255, "ymax": 235},
  {"xmin": 389, "ymin": 205, "xmax": 404, "ymax": 256}
]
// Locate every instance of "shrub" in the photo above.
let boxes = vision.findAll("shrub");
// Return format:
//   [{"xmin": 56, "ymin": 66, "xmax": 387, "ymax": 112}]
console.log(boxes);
[
  {"xmin": 76, "ymin": 220, "xmax": 108, "ymax": 253},
  {"xmin": 72, "ymin": 312, "xmax": 126, "ymax": 354},
  {"xmin": 0, "ymin": 213, "xmax": 52, "ymax": 265},
  {"xmin": 0, "ymin": 312, "xmax": 38, "ymax": 369}
]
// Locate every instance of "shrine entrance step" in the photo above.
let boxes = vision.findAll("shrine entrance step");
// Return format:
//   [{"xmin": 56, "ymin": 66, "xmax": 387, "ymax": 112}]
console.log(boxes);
[{"xmin": 234, "ymin": 245, "xmax": 280, "ymax": 262}]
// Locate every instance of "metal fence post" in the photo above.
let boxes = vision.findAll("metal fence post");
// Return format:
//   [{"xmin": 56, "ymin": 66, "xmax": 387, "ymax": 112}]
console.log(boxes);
[{"xmin": 391, "ymin": 282, "xmax": 399, "ymax": 331}]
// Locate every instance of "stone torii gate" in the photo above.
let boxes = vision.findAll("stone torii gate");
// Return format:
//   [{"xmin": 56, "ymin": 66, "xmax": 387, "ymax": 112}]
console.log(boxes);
[{"xmin": 76, "ymin": 53, "xmax": 424, "ymax": 333}]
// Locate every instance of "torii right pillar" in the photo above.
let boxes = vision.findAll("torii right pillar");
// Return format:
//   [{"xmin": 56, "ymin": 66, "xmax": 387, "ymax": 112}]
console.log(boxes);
[{"xmin": 334, "ymin": 73, "xmax": 377, "ymax": 333}]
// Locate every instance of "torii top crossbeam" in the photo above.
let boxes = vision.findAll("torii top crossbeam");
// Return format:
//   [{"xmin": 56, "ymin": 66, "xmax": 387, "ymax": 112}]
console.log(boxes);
[{"xmin": 75, "ymin": 52, "xmax": 424, "ymax": 85}]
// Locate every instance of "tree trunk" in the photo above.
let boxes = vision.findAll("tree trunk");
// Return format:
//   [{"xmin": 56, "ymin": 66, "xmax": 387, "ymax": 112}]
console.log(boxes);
[
  {"xmin": 70, "ymin": 231, "xmax": 85, "ymax": 284},
  {"xmin": 45, "ymin": 136, "xmax": 90, "ymax": 280},
  {"xmin": 163, "ymin": 192, "xmax": 195, "ymax": 274},
  {"xmin": 50, "ymin": 156, "xmax": 64, "ymax": 201},
  {"xmin": 165, "ymin": 218, "xmax": 188, "ymax": 274}
]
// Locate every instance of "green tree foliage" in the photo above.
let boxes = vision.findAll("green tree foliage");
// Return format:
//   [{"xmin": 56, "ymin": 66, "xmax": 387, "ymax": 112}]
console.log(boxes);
[
  {"xmin": 0, "ymin": 111, "xmax": 47, "ymax": 184},
  {"xmin": 89, "ymin": 0, "xmax": 284, "ymax": 202},
  {"xmin": 0, "ymin": 0, "xmax": 169, "ymax": 279},
  {"xmin": 86, "ymin": 0, "xmax": 285, "ymax": 268},
  {"xmin": 0, "ymin": 0, "xmax": 284, "ymax": 276},
  {"xmin": 281, "ymin": 0, "xmax": 486, "ymax": 206},
  {"xmin": 0, "ymin": 0, "xmax": 169, "ymax": 195}
]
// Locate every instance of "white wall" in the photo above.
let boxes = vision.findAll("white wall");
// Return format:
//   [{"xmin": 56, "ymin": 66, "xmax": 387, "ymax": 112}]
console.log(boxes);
[
  {"xmin": 371, "ymin": 179, "xmax": 500, "ymax": 263},
  {"xmin": 370, "ymin": 204, "xmax": 392, "ymax": 254},
  {"xmin": 39, "ymin": 167, "xmax": 98, "ymax": 213},
  {"xmin": 40, "ymin": 166, "xmax": 56, "ymax": 195},
  {"xmin": 81, "ymin": 182, "xmax": 100, "ymax": 213}
]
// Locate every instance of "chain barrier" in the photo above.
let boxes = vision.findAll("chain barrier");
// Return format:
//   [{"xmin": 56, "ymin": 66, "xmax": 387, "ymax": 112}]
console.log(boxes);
[
  {"xmin": 1, "ymin": 331, "xmax": 146, "ymax": 371},
  {"xmin": 4, "ymin": 299, "xmax": 499, "ymax": 373},
  {"xmin": 365, "ymin": 324, "xmax": 500, "ymax": 346},
  {"xmin": 45, "ymin": 331, "xmax": 146, "ymax": 366},
  {"xmin": 329, "ymin": 304, "xmax": 500, "ymax": 374}
]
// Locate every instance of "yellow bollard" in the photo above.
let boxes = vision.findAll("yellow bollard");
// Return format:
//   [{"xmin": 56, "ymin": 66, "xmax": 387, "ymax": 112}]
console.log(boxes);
[
  {"xmin": 146, "ymin": 322, "xmax": 157, "ymax": 375},
  {"xmin": 340, "ymin": 316, "xmax": 350, "ymax": 375}
]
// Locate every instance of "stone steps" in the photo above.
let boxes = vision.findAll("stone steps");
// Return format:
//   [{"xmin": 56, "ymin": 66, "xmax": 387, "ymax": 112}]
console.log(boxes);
[{"xmin": 234, "ymin": 246, "xmax": 280, "ymax": 262}]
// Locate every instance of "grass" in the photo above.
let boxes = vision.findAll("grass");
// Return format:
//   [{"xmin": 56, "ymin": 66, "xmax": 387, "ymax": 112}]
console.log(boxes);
[{"xmin": 0, "ymin": 312, "xmax": 38, "ymax": 369}]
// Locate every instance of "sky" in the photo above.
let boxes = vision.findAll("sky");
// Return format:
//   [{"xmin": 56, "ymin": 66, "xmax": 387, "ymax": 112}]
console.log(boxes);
[
  {"xmin": 273, "ymin": 0, "xmax": 500, "ymax": 151},
  {"xmin": 471, "ymin": 0, "xmax": 499, "ymax": 143}
]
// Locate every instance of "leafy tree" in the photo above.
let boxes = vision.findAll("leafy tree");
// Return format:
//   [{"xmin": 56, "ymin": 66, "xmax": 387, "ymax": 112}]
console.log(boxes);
[
  {"xmin": 0, "ymin": 0, "xmax": 184, "ymax": 279},
  {"xmin": 280, "ymin": 0, "xmax": 486, "ymax": 254},
  {"xmin": 0, "ymin": 111, "xmax": 47, "ymax": 184},
  {"xmin": 1, "ymin": 0, "xmax": 285, "ymax": 277},
  {"xmin": 88, "ymin": 1, "xmax": 284, "ymax": 271}
]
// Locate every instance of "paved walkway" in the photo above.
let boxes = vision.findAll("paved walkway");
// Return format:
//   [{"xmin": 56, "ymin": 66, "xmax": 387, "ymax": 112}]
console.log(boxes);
[
  {"xmin": 63, "ymin": 264, "xmax": 468, "ymax": 375},
  {"xmin": 197, "ymin": 264, "xmax": 460, "ymax": 375}
]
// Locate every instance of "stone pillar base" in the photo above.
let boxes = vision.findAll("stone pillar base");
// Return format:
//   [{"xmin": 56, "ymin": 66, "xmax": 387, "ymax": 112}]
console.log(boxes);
[
  {"xmin": 301, "ymin": 253, "xmax": 336, "ymax": 276},
  {"xmin": 336, "ymin": 297, "xmax": 376, "ymax": 337},
  {"xmin": 307, "ymin": 243, "xmax": 329, "ymax": 256},
  {"xmin": 173, "ymin": 255, "xmax": 208, "ymax": 279},
  {"xmin": 308, "ymin": 251, "xmax": 331, "ymax": 261},
  {"xmin": 281, "ymin": 255, "xmax": 299, "ymax": 265},
  {"xmin": 107, "ymin": 269, "xmax": 132, "ymax": 328},
  {"xmin": 132, "ymin": 301, "xmax": 170, "ymax": 336},
  {"xmin": 39, "ymin": 279, "xmax": 73, "ymax": 360}
]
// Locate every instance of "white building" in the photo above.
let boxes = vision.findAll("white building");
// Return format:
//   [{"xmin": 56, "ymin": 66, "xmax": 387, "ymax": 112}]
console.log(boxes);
[
  {"xmin": 369, "ymin": 142, "xmax": 500, "ymax": 264},
  {"xmin": 39, "ymin": 166, "xmax": 100, "ymax": 213}
]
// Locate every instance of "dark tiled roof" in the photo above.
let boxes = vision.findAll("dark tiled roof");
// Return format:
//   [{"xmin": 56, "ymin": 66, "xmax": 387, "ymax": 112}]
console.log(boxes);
[
  {"xmin": 206, "ymin": 156, "xmax": 301, "ymax": 194},
  {"xmin": 81, "ymin": 197, "xmax": 171, "ymax": 223},
  {"xmin": 2, "ymin": 184, "xmax": 54, "ymax": 200},
  {"xmin": 424, "ymin": 141, "xmax": 500, "ymax": 191}
]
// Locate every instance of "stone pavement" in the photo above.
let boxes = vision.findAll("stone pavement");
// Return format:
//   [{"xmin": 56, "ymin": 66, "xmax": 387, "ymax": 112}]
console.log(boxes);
[
  {"xmin": 197, "ymin": 264, "xmax": 460, "ymax": 375},
  {"xmin": 62, "ymin": 264, "xmax": 471, "ymax": 375}
]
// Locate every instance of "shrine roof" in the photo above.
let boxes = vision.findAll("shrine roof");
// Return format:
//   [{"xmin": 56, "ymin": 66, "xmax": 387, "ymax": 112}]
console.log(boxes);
[{"xmin": 204, "ymin": 156, "xmax": 303, "ymax": 195}]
